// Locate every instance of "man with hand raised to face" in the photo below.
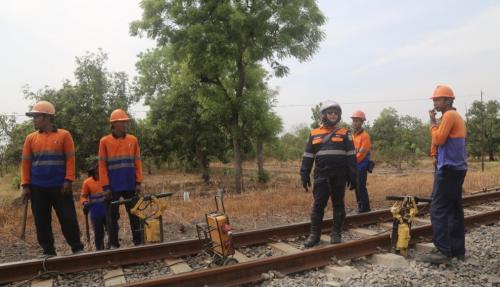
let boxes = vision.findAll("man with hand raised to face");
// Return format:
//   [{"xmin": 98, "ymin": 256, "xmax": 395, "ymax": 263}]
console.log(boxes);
[{"xmin": 419, "ymin": 85, "xmax": 467, "ymax": 264}]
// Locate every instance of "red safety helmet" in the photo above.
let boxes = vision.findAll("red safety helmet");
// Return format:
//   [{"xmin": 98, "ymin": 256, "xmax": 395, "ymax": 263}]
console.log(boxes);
[
  {"xmin": 350, "ymin": 110, "xmax": 366, "ymax": 121},
  {"xmin": 431, "ymin": 85, "xmax": 455, "ymax": 99},
  {"xmin": 110, "ymin": 109, "xmax": 130, "ymax": 123}
]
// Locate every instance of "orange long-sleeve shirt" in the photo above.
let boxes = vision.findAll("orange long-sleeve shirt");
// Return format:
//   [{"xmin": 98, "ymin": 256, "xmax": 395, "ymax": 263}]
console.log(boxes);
[
  {"xmin": 353, "ymin": 129, "xmax": 371, "ymax": 163},
  {"xmin": 98, "ymin": 133, "xmax": 143, "ymax": 192},
  {"xmin": 80, "ymin": 177, "xmax": 107, "ymax": 218},
  {"xmin": 430, "ymin": 110, "xmax": 467, "ymax": 170},
  {"xmin": 21, "ymin": 129, "xmax": 75, "ymax": 188}
]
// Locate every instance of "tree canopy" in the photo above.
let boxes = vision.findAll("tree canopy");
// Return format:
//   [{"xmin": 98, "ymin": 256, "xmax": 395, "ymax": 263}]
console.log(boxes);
[{"xmin": 131, "ymin": 0, "xmax": 325, "ymax": 192}]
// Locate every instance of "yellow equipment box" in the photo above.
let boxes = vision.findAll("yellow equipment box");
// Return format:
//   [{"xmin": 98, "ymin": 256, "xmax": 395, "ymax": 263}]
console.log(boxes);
[{"xmin": 206, "ymin": 212, "xmax": 234, "ymax": 257}]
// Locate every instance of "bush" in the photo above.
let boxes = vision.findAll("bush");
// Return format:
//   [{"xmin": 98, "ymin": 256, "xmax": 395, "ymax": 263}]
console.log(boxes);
[{"xmin": 257, "ymin": 170, "xmax": 270, "ymax": 183}]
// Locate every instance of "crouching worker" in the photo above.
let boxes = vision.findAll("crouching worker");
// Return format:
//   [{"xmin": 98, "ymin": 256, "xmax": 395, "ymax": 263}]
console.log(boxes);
[
  {"xmin": 300, "ymin": 100, "xmax": 357, "ymax": 247},
  {"xmin": 80, "ymin": 160, "xmax": 108, "ymax": 250}
]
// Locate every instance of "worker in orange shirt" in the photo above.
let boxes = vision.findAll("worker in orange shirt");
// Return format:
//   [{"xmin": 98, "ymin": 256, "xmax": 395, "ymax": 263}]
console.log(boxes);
[
  {"xmin": 419, "ymin": 85, "xmax": 467, "ymax": 264},
  {"xmin": 21, "ymin": 101, "xmax": 83, "ymax": 256},
  {"xmin": 350, "ymin": 110, "xmax": 372, "ymax": 213},
  {"xmin": 99, "ymin": 109, "xmax": 143, "ymax": 248},
  {"xmin": 80, "ymin": 160, "xmax": 107, "ymax": 250}
]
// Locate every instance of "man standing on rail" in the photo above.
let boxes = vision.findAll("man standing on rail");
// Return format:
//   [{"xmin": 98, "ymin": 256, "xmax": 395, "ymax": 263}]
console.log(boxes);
[
  {"xmin": 351, "ymin": 110, "xmax": 372, "ymax": 213},
  {"xmin": 419, "ymin": 85, "xmax": 468, "ymax": 264},
  {"xmin": 21, "ymin": 101, "xmax": 84, "ymax": 256},
  {"xmin": 300, "ymin": 100, "xmax": 357, "ymax": 247},
  {"xmin": 99, "ymin": 109, "xmax": 143, "ymax": 248}
]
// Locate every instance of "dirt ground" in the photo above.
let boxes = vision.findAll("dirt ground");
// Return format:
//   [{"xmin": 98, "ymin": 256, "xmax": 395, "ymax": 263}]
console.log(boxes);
[{"xmin": 1, "ymin": 159, "xmax": 499, "ymax": 263}]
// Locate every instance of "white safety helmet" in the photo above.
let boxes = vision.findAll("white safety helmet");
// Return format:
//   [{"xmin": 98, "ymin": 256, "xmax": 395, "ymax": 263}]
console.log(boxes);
[{"xmin": 319, "ymin": 100, "xmax": 342, "ymax": 126}]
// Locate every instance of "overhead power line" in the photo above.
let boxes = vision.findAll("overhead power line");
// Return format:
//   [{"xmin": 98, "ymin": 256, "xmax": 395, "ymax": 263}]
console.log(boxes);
[{"xmin": 0, "ymin": 92, "xmax": 492, "ymax": 117}]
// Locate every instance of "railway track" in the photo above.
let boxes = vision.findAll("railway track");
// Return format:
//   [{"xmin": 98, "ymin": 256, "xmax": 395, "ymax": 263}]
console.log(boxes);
[{"xmin": 2, "ymin": 188, "xmax": 500, "ymax": 286}]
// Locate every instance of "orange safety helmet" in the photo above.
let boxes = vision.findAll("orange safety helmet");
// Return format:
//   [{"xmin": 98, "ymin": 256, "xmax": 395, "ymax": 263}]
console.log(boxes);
[
  {"xmin": 109, "ymin": 109, "xmax": 130, "ymax": 123},
  {"xmin": 350, "ymin": 110, "xmax": 366, "ymax": 121},
  {"xmin": 26, "ymin": 101, "xmax": 56, "ymax": 117},
  {"xmin": 431, "ymin": 85, "xmax": 455, "ymax": 99}
]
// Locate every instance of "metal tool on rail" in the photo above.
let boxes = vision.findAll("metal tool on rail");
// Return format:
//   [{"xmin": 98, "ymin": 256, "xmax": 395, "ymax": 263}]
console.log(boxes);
[
  {"xmin": 111, "ymin": 192, "xmax": 173, "ymax": 244},
  {"xmin": 386, "ymin": 195, "xmax": 432, "ymax": 257},
  {"xmin": 196, "ymin": 189, "xmax": 238, "ymax": 266}
]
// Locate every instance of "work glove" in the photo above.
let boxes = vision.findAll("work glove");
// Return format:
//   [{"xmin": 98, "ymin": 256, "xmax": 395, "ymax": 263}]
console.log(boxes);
[
  {"xmin": 21, "ymin": 186, "xmax": 31, "ymax": 204},
  {"xmin": 62, "ymin": 180, "xmax": 73, "ymax": 196},
  {"xmin": 346, "ymin": 173, "xmax": 357, "ymax": 191},
  {"xmin": 301, "ymin": 176, "xmax": 311, "ymax": 192},
  {"xmin": 83, "ymin": 203, "xmax": 90, "ymax": 215}
]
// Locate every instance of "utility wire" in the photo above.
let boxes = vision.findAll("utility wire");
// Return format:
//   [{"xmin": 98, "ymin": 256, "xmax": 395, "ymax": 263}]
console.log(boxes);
[{"xmin": 0, "ymin": 92, "xmax": 494, "ymax": 117}]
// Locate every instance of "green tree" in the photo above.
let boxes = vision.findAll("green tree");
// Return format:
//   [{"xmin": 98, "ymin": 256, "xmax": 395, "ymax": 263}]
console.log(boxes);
[
  {"xmin": 310, "ymin": 104, "xmax": 321, "ymax": 129},
  {"xmin": 24, "ymin": 50, "xmax": 138, "ymax": 173},
  {"xmin": 131, "ymin": 0, "xmax": 325, "ymax": 192},
  {"xmin": 0, "ymin": 115, "xmax": 16, "ymax": 176},
  {"xmin": 241, "ymin": 86, "xmax": 282, "ymax": 183},
  {"xmin": 135, "ymin": 47, "xmax": 229, "ymax": 182},
  {"xmin": 268, "ymin": 124, "xmax": 310, "ymax": 161},
  {"xmin": 0, "ymin": 121, "xmax": 33, "ymax": 178},
  {"xmin": 466, "ymin": 100, "xmax": 500, "ymax": 160},
  {"xmin": 371, "ymin": 107, "xmax": 427, "ymax": 169}
]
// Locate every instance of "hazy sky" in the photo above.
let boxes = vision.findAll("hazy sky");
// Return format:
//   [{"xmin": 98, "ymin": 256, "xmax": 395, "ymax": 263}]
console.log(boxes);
[{"xmin": 1, "ymin": 1, "xmax": 499, "ymax": 131}]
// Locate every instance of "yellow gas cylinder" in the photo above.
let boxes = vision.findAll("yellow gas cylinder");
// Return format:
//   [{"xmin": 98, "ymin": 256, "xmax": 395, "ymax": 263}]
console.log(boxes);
[
  {"xmin": 145, "ymin": 219, "xmax": 161, "ymax": 243},
  {"xmin": 396, "ymin": 223, "xmax": 410, "ymax": 254}
]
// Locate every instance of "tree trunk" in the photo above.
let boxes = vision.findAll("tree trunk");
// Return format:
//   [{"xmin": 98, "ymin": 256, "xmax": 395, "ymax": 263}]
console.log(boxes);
[
  {"xmin": 231, "ymin": 50, "xmax": 246, "ymax": 193},
  {"xmin": 232, "ymin": 123, "xmax": 244, "ymax": 193},
  {"xmin": 488, "ymin": 149, "xmax": 496, "ymax": 161},
  {"xmin": 256, "ymin": 140, "xmax": 265, "ymax": 182},
  {"xmin": 195, "ymin": 145, "xmax": 210, "ymax": 183}
]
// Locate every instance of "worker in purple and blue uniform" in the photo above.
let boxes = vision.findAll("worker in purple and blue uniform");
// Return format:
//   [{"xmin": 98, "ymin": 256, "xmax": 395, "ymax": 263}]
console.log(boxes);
[
  {"xmin": 80, "ymin": 160, "xmax": 108, "ymax": 250},
  {"xmin": 419, "ymin": 85, "xmax": 467, "ymax": 264},
  {"xmin": 21, "ymin": 101, "xmax": 84, "ymax": 256},
  {"xmin": 351, "ymin": 110, "xmax": 372, "ymax": 213}
]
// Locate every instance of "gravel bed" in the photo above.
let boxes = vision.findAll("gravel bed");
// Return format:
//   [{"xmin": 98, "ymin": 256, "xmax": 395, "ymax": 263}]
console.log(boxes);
[
  {"xmin": 252, "ymin": 222, "xmax": 500, "ymax": 287},
  {"xmin": 122, "ymin": 260, "xmax": 172, "ymax": 283},
  {"xmin": 240, "ymin": 244, "xmax": 284, "ymax": 259}
]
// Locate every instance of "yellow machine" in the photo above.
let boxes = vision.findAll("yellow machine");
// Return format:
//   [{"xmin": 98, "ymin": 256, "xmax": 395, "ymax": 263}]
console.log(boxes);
[
  {"xmin": 386, "ymin": 195, "xmax": 431, "ymax": 257},
  {"xmin": 196, "ymin": 190, "xmax": 237, "ymax": 266},
  {"xmin": 112, "ymin": 192, "xmax": 173, "ymax": 244}
]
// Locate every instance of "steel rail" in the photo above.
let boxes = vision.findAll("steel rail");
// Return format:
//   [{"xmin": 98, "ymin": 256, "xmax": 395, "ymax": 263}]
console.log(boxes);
[
  {"xmin": 0, "ymin": 189, "xmax": 499, "ymax": 284},
  {"xmin": 119, "ymin": 209, "xmax": 500, "ymax": 287}
]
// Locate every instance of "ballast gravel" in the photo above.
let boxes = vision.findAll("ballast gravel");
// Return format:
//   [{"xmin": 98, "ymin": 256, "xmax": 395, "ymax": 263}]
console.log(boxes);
[{"xmin": 253, "ymin": 222, "xmax": 500, "ymax": 287}]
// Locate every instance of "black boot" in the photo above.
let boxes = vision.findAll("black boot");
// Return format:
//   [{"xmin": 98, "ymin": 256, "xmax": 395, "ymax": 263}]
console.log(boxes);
[
  {"xmin": 304, "ymin": 213, "xmax": 323, "ymax": 248},
  {"xmin": 331, "ymin": 209, "xmax": 345, "ymax": 244}
]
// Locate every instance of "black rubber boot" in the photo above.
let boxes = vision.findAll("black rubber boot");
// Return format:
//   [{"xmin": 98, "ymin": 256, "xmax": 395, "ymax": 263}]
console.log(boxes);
[
  {"xmin": 304, "ymin": 213, "xmax": 323, "ymax": 248},
  {"xmin": 331, "ymin": 209, "xmax": 346, "ymax": 244}
]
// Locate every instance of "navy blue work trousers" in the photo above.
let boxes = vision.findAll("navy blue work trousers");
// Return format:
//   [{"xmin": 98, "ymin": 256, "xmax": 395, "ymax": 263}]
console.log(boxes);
[
  {"xmin": 91, "ymin": 215, "xmax": 107, "ymax": 250},
  {"xmin": 312, "ymin": 173, "xmax": 346, "ymax": 220},
  {"xmin": 355, "ymin": 168, "xmax": 371, "ymax": 213},
  {"xmin": 107, "ymin": 190, "xmax": 143, "ymax": 247},
  {"xmin": 431, "ymin": 167, "xmax": 466, "ymax": 257},
  {"xmin": 30, "ymin": 186, "xmax": 83, "ymax": 254}
]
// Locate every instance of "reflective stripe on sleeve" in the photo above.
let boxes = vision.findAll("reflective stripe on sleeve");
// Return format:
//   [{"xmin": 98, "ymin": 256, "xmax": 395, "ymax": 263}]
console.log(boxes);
[{"xmin": 303, "ymin": 152, "xmax": 315, "ymax": 158}]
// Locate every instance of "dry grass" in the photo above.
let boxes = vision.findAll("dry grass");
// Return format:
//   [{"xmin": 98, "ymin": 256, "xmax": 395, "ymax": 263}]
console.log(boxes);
[{"xmin": 1, "ymin": 159, "xmax": 499, "ymax": 252}]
